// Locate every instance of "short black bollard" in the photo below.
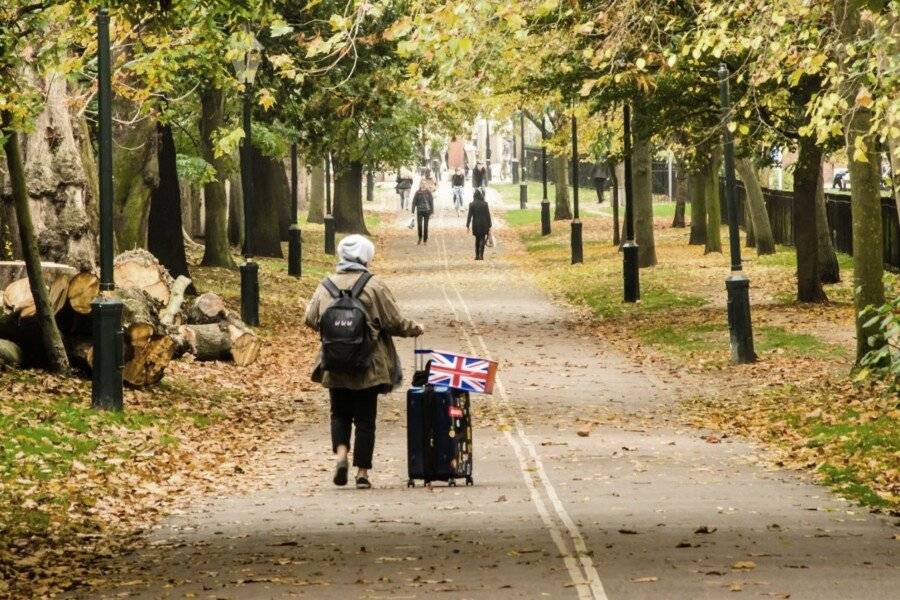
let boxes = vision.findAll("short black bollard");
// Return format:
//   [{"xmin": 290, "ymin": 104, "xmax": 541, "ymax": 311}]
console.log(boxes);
[
  {"xmin": 324, "ymin": 215, "xmax": 336, "ymax": 255},
  {"xmin": 519, "ymin": 182, "xmax": 527, "ymax": 209},
  {"xmin": 623, "ymin": 241, "xmax": 640, "ymax": 302},
  {"xmin": 540, "ymin": 201, "xmax": 551, "ymax": 236},
  {"xmin": 91, "ymin": 297, "xmax": 123, "ymax": 410},
  {"xmin": 570, "ymin": 220, "xmax": 583, "ymax": 264},
  {"xmin": 288, "ymin": 225, "xmax": 302, "ymax": 277},
  {"xmin": 240, "ymin": 259, "xmax": 259, "ymax": 326},
  {"xmin": 726, "ymin": 273, "xmax": 756, "ymax": 362}
]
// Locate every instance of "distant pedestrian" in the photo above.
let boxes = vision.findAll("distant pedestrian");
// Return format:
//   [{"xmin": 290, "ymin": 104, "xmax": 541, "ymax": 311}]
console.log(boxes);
[
  {"xmin": 395, "ymin": 169, "xmax": 413, "ymax": 209},
  {"xmin": 446, "ymin": 135, "xmax": 468, "ymax": 172},
  {"xmin": 467, "ymin": 187, "xmax": 492, "ymax": 260},
  {"xmin": 411, "ymin": 184, "xmax": 434, "ymax": 244},
  {"xmin": 304, "ymin": 235, "xmax": 424, "ymax": 489},
  {"xmin": 451, "ymin": 168, "xmax": 465, "ymax": 213},
  {"xmin": 591, "ymin": 161, "xmax": 610, "ymax": 203},
  {"xmin": 472, "ymin": 160, "xmax": 488, "ymax": 190},
  {"xmin": 832, "ymin": 169, "xmax": 848, "ymax": 190},
  {"xmin": 420, "ymin": 169, "xmax": 436, "ymax": 193}
]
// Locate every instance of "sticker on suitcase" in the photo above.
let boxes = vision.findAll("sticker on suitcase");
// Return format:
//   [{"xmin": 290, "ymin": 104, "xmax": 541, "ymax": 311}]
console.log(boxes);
[{"xmin": 448, "ymin": 406, "xmax": 464, "ymax": 418}]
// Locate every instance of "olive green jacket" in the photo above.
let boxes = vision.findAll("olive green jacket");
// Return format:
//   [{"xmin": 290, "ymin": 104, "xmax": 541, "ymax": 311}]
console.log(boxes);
[{"xmin": 304, "ymin": 271, "xmax": 420, "ymax": 392}]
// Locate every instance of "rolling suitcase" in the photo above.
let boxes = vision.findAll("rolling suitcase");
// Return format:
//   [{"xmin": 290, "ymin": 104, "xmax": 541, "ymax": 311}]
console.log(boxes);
[{"xmin": 407, "ymin": 341, "xmax": 474, "ymax": 487}]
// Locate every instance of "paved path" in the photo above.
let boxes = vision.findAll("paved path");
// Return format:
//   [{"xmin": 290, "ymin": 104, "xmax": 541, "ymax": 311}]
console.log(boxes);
[{"xmin": 77, "ymin": 182, "xmax": 898, "ymax": 600}]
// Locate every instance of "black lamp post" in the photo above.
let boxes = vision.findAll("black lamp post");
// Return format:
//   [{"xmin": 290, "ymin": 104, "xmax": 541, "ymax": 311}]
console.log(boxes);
[
  {"xmin": 233, "ymin": 26, "xmax": 262, "ymax": 326},
  {"xmin": 719, "ymin": 64, "xmax": 756, "ymax": 363},
  {"xmin": 519, "ymin": 112, "xmax": 527, "ymax": 208},
  {"xmin": 571, "ymin": 112, "xmax": 583, "ymax": 264},
  {"xmin": 485, "ymin": 118, "xmax": 491, "ymax": 183},
  {"xmin": 288, "ymin": 142, "xmax": 301, "ymax": 277},
  {"xmin": 91, "ymin": 8, "xmax": 123, "ymax": 411},
  {"xmin": 622, "ymin": 104, "xmax": 640, "ymax": 302},
  {"xmin": 324, "ymin": 153, "xmax": 336, "ymax": 255},
  {"xmin": 540, "ymin": 114, "xmax": 551, "ymax": 236}
]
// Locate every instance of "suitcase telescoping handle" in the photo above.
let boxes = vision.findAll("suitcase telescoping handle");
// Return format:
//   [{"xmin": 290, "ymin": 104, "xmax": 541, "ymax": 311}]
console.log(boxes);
[{"xmin": 414, "ymin": 336, "xmax": 432, "ymax": 372}]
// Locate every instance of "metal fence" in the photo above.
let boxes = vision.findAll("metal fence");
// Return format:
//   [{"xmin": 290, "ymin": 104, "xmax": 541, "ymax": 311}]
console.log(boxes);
[{"xmin": 722, "ymin": 179, "xmax": 899, "ymax": 271}]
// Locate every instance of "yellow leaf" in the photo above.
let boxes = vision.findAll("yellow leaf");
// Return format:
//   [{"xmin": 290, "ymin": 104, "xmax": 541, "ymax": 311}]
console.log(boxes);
[
  {"xmin": 636, "ymin": 57, "xmax": 646, "ymax": 70},
  {"xmin": 855, "ymin": 87, "xmax": 873, "ymax": 109}
]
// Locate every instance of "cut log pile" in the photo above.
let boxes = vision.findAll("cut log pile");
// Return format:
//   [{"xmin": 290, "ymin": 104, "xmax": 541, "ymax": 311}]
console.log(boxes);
[{"xmin": 0, "ymin": 250, "xmax": 260, "ymax": 381}]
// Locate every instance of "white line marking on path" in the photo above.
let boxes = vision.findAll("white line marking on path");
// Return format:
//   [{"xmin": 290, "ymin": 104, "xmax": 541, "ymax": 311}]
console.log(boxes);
[{"xmin": 431, "ymin": 231, "xmax": 608, "ymax": 600}]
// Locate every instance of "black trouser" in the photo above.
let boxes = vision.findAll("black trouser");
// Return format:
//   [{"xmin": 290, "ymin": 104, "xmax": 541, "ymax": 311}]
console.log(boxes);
[
  {"xmin": 593, "ymin": 178, "xmax": 606, "ymax": 203},
  {"xmin": 417, "ymin": 212, "xmax": 431, "ymax": 242},
  {"xmin": 474, "ymin": 234, "xmax": 487, "ymax": 260},
  {"xmin": 330, "ymin": 386, "xmax": 379, "ymax": 469}
]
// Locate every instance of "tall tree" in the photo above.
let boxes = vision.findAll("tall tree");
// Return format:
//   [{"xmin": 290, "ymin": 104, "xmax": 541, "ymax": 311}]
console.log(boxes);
[
  {"xmin": 794, "ymin": 134, "xmax": 827, "ymax": 302},
  {"xmin": 247, "ymin": 145, "xmax": 285, "ymax": 258},
  {"xmin": 815, "ymin": 166, "xmax": 840, "ymax": 283},
  {"xmin": 2, "ymin": 113, "xmax": 69, "ymax": 372},
  {"xmin": 703, "ymin": 149, "xmax": 723, "ymax": 254},
  {"xmin": 333, "ymin": 159, "xmax": 369, "ymax": 234},
  {"xmin": 148, "ymin": 123, "xmax": 191, "ymax": 281},
  {"xmin": 632, "ymin": 107, "xmax": 656, "ymax": 267},
  {"xmin": 735, "ymin": 158, "xmax": 775, "ymax": 255},
  {"xmin": 199, "ymin": 86, "xmax": 235, "ymax": 268}
]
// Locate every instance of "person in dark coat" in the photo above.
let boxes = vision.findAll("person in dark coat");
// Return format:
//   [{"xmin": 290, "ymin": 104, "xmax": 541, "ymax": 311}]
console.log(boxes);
[
  {"xmin": 591, "ymin": 161, "xmax": 610, "ymax": 203},
  {"xmin": 472, "ymin": 160, "xmax": 488, "ymax": 189},
  {"xmin": 410, "ymin": 186, "xmax": 434, "ymax": 244},
  {"xmin": 466, "ymin": 187, "xmax": 492, "ymax": 260}
]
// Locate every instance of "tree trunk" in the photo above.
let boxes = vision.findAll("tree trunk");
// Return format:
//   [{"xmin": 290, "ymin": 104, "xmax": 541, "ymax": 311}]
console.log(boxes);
[
  {"xmin": 112, "ymin": 105, "xmax": 158, "ymax": 251},
  {"xmin": 308, "ymin": 162, "xmax": 325, "ymax": 223},
  {"xmin": 1, "ymin": 73, "xmax": 97, "ymax": 270},
  {"xmin": 671, "ymin": 160, "xmax": 687, "ymax": 228},
  {"xmin": 703, "ymin": 148, "xmax": 723, "ymax": 254},
  {"xmin": 148, "ymin": 123, "xmax": 191, "ymax": 283},
  {"xmin": 333, "ymin": 159, "xmax": 370, "ymax": 235},
  {"xmin": 846, "ymin": 102, "xmax": 885, "ymax": 359},
  {"xmin": 247, "ymin": 145, "xmax": 286, "ymax": 257},
  {"xmin": 815, "ymin": 166, "xmax": 840, "ymax": 284},
  {"xmin": 688, "ymin": 170, "xmax": 706, "ymax": 245},
  {"xmin": 610, "ymin": 160, "xmax": 621, "ymax": 245},
  {"xmin": 632, "ymin": 109, "xmax": 656, "ymax": 267},
  {"xmin": 745, "ymin": 195, "xmax": 756, "ymax": 248},
  {"xmin": 199, "ymin": 86, "xmax": 235, "ymax": 268},
  {"xmin": 228, "ymin": 171, "xmax": 244, "ymax": 248},
  {"xmin": 366, "ymin": 164, "xmax": 375, "ymax": 202},
  {"xmin": 735, "ymin": 158, "xmax": 775, "ymax": 254},
  {"xmin": 1, "ymin": 112, "xmax": 70, "ymax": 372},
  {"xmin": 794, "ymin": 135, "xmax": 827, "ymax": 302},
  {"xmin": 552, "ymin": 153, "xmax": 572, "ymax": 220}
]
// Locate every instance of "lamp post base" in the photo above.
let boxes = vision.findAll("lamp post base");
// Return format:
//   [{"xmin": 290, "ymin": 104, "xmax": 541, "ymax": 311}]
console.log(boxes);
[
  {"xmin": 519, "ymin": 183, "xmax": 528, "ymax": 209},
  {"xmin": 91, "ymin": 296, "xmax": 123, "ymax": 411},
  {"xmin": 324, "ymin": 215, "xmax": 336, "ymax": 255},
  {"xmin": 240, "ymin": 259, "xmax": 260, "ymax": 326},
  {"xmin": 288, "ymin": 225, "xmax": 302, "ymax": 277},
  {"xmin": 726, "ymin": 273, "xmax": 756, "ymax": 363},
  {"xmin": 570, "ymin": 220, "xmax": 583, "ymax": 264},
  {"xmin": 622, "ymin": 241, "xmax": 640, "ymax": 302},
  {"xmin": 540, "ymin": 201, "xmax": 551, "ymax": 236}
]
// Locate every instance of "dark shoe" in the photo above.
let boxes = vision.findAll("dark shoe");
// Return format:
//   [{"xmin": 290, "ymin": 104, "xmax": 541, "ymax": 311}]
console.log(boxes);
[
  {"xmin": 356, "ymin": 476, "xmax": 372, "ymax": 489},
  {"xmin": 333, "ymin": 459, "xmax": 348, "ymax": 486}
]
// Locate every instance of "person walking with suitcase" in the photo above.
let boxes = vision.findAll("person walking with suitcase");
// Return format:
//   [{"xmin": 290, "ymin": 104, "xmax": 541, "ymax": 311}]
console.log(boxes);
[
  {"xmin": 466, "ymin": 187, "xmax": 492, "ymax": 260},
  {"xmin": 304, "ymin": 235, "xmax": 424, "ymax": 489},
  {"xmin": 410, "ymin": 184, "xmax": 434, "ymax": 244}
]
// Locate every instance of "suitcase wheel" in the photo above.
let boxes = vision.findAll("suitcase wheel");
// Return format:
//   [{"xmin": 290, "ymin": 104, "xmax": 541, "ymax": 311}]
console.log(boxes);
[
  {"xmin": 465, "ymin": 477, "xmax": 474, "ymax": 486},
  {"xmin": 407, "ymin": 479, "xmax": 415, "ymax": 488},
  {"xmin": 448, "ymin": 479, "xmax": 457, "ymax": 487}
]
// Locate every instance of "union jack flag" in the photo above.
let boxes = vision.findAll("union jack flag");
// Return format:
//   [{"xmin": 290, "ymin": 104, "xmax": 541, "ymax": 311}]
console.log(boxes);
[{"xmin": 428, "ymin": 350, "xmax": 498, "ymax": 394}]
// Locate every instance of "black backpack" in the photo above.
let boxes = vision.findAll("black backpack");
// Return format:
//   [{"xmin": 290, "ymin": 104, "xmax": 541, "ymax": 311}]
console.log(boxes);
[{"xmin": 319, "ymin": 273, "xmax": 376, "ymax": 372}]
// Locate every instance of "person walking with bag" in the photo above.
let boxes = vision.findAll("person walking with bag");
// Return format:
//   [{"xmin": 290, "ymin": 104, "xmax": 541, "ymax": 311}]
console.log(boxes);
[
  {"xmin": 304, "ymin": 235, "xmax": 424, "ymax": 489},
  {"xmin": 410, "ymin": 184, "xmax": 434, "ymax": 244},
  {"xmin": 466, "ymin": 187, "xmax": 492, "ymax": 260}
]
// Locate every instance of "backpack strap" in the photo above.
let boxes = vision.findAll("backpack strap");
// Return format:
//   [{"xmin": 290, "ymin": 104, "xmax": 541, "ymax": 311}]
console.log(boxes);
[
  {"xmin": 321, "ymin": 277, "xmax": 342, "ymax": 299},
  {"xmin": 350, "ymin": 272, "xmax": 373, "ymax": 298}
]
